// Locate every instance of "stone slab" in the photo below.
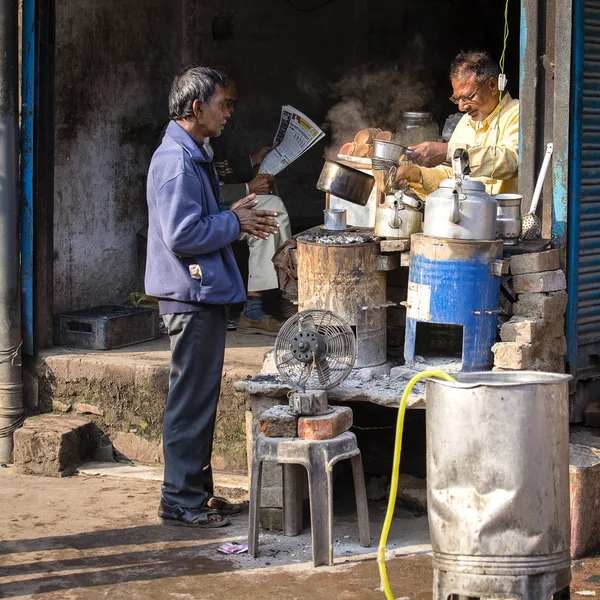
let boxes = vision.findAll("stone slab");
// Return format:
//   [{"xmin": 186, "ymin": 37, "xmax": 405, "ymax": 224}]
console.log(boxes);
[
  {"xmin": 512, "ymin": 269, "xmax": 567, "ymax": 294},
  {"xmin": 492, "ymin": 342, "xmax": 534, "ymax": 370},
  {"xmin": 13, "ymin": 415, "xmax": 101, "ymax": 476},
  {"xmin": 513, "ymin": 290, "xmax": 568, "ymax": 320},
  {"xmin": 509, "ymin": 249, "xmax": 560, "ymax": 275},
  {"xmin": 570, "ymin": 443, "xmax": 600, "ymax": 558},
  {"xmin": 500, "ymin": 316, "xmax": 544, "ymax": 344}
]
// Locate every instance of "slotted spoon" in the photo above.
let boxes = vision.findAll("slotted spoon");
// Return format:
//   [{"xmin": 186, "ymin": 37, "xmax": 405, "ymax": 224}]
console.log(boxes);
[{"xmin": 522, "ymin": 143, "xmax": 554, "ymax": 240}]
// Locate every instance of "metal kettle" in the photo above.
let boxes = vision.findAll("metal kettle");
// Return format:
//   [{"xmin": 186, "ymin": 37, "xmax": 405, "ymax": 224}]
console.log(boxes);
[
  {"xmin": 374, "ymin": 191, "xmax": 423, "ymax": 239},
  {"xmin": 423, "ymin": 148, "xmax": 498, "ymax": 240}
]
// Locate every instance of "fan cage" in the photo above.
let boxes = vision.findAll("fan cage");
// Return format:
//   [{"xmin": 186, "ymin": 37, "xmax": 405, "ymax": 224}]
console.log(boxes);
[{"xmin": 274, "ymin": 310, "xmax": 357, "ymax": 390}]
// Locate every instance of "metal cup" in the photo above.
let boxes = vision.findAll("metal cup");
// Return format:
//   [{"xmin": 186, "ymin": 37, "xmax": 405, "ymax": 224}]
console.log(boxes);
[
  {"xmin": 323, "ymin": 208, "xmax": 347, "ymax": 230},
  {"xmin": 494, "ymin": 193, "xmax": 522, "ymax": 245}
]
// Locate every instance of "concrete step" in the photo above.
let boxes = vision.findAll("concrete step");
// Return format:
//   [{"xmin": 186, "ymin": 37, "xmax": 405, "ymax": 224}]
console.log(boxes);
[{"xmin": 25, "ymin": 332, "xmax": 272, "ymax": 473}]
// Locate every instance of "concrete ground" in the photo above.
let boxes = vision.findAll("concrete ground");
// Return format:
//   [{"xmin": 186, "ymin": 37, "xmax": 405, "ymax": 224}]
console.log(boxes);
[{"xmin": 1, "ymin": 468, "xmax": 600, "ymax": 600}]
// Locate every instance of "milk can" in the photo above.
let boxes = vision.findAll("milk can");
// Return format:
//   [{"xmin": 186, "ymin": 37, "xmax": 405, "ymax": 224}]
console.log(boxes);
[{"xmin": 426, "ymin": 371, "xmax": 572, "ymax": 597}]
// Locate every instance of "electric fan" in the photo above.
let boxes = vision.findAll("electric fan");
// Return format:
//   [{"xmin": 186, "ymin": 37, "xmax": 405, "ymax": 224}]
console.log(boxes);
[{"xmin": 274, "ymin": 310, "xmax": 356, "ymax": 415}]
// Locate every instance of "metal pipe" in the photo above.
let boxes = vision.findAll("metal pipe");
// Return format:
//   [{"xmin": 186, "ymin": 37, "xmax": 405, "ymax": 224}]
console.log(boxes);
[
  {"xmin": 0, "ymin": 0, "xmax": 24, "ymax": 462},
  {"xmin": 20, "ymin": 0, "xmax": 35, "ymax": 356}
]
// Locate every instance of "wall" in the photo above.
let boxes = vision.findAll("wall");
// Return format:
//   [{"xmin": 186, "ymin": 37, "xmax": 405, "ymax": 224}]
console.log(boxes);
[
  {"xmin": 52, "ymin": 0, "xmax": 520, "ymax": 312},
  {"xmin": 53, "ymin": 0, "xmax": 185, "ymax": 312}
]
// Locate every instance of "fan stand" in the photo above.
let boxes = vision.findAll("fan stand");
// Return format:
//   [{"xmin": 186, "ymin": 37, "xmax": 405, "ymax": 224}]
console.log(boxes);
[{"xmin": 288, "ymin": 389, "xmax": 330, "ymax": 416}]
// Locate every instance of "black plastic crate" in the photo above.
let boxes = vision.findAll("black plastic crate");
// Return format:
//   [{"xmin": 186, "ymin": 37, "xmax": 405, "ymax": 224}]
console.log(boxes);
[{"xmin": 54, "ymin": 305, "xmax": 158, "ymax": 350}]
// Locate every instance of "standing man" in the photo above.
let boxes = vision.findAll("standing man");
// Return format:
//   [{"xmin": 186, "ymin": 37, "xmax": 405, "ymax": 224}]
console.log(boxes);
[
  {"xmin": 145, "ymin": 66, "xmax": 278, "ymax": 527},
  {"xmin": 397, "ymin": 50, "xmax": 519, "ymax": 196}
]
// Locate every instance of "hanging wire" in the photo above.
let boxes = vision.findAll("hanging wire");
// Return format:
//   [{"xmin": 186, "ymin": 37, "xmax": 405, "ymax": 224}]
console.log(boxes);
[
  {"xmin": 490, "ymin": 0, "xmax": 510, "ymax": 192},
  {"xmin": 0, "ymin": 341, "xmax": 23, "ymax": 367}
]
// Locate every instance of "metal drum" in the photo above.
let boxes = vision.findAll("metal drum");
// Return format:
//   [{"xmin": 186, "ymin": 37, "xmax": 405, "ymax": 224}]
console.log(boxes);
[
  {"xmin": 404, "ymin": 234, "xmax": 503, "ymax": 371},
  {"xmin": 426, "ymin": 371, "xmax": 572, "ymax": 599},
  {"xmin": 297, "ymin": 238, "xmax": 387, "ymax": 367}
]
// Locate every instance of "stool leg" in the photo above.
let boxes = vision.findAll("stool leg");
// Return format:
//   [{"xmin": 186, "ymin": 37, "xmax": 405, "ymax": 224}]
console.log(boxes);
[
  {"xmin": 307, "ymin": 457, "xmax": 333, "ymax": 567},
  {"xmin": 283, "ymin": 463, "xmax": 304, "ymax": 536},
  {"xmin": 248, "ymin": 456, "xmax": 263, "ymax": 558},
  {"xmin": 350, "ymin": 453, "xmax": 371, "ymax": 547}
]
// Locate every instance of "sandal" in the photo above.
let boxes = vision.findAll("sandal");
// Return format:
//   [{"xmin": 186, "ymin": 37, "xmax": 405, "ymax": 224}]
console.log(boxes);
[
  {"xmin": 158, "ymin": 501, "xmax": 230, "ymax": 528},
  {"xmin": 205, "ymin": 496, "xmax": 243, "ymax": 515}
]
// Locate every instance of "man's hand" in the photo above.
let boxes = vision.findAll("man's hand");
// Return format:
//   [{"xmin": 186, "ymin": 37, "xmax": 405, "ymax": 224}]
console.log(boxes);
[
  {"xmin": 408, "ymin": 142, "xmax": 448, "ymax": 168},
  {"xmin": 395, "ymin": 165, "xmax": 422, "ymax": 189},
  {"xmin": 248, "ymin": 174, "xmax": 275, "ymax": 195},
  {"xmin": 231, "ymin": 193, "xmax": 279, "ymax": 240},
  {"xmin": 251, "ymin": 145, "xmax": 274, "ymax": 167}
]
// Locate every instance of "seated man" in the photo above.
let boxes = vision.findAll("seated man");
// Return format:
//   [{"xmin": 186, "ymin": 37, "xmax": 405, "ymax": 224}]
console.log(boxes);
[
  {"xmin": 207, "ymin": 75, "xmax": 292, "ymax": 335},
  {"xmin": 398, "ymin": 50, "xmax": 519, "ymax": 197}
]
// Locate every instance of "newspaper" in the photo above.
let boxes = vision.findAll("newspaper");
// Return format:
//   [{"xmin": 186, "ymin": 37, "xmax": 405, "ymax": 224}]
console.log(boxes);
[{"xmin": 259, "ymin": 105, "xmax": 325, "ymax": 176}]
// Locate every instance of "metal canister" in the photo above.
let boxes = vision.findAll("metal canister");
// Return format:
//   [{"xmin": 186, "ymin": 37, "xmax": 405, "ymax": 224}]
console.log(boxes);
[
  {"xmin": 323, "ymin": 208, "xmax": 346, "ymax": 231},
  {"xmin": 426, "ymin": 371, "xmax": 572, "ymax": 582},
  {"xmin": 495, "ymin": 193, "xmax": 522, "ymax": 245}
]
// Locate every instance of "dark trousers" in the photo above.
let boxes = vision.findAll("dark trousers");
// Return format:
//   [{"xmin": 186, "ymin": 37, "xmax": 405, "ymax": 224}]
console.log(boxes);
[{"xmin": 161, "ymin": 306, "xmax": 227, "ymax": 509}]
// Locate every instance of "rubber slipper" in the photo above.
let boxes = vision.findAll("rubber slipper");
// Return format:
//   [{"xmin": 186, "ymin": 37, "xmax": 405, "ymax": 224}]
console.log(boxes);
[
  {"xmin": 205, "ymin": 496, "xmax": 243, "ymax": 515},
  {"xmin": 159, "ymin": 507, "xmax": 230, "ymax": 528}
]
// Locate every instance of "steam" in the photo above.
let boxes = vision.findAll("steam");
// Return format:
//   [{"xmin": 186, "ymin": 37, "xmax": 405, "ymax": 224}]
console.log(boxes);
[{"xmin": 324, "ymin": 40, "xmax": 434, "ymax": 157}]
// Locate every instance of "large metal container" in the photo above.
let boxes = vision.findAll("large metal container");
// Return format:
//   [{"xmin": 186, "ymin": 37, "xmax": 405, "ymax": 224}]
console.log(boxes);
[
  {"xmin": 316, "ymin": 160, "xmax": 374, "ymax": 206},
  {"xmin": 426, "ymin": 371, "xmax": 572, "ymax": 584},
  {"xmin": 297, "ymin": 239, "xmax": 387, "ymax": 367},
  {"xmin": 404, "ymin": 234, "xmax": 503, "ymax": 371}
]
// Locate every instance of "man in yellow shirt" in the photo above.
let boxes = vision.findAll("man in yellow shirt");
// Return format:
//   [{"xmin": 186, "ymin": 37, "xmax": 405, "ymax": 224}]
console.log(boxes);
[{"xmin": 398, "ymin": 50, "xmax": 519, "ymax": 197}]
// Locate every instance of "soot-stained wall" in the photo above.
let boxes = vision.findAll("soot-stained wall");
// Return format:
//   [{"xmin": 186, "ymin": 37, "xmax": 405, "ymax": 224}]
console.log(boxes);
[
  {"xmin": 53, "ymin": 0, "xmax": 519, "ymax": 312},
  {"xmin": 53, "ymin": 0, "xmax": 184, "ymax": 312}
]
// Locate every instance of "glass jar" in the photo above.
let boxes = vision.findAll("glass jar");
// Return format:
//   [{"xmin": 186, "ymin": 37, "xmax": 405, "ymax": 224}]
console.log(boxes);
[{"xmin": 396, "ymin": 111, "xmax": 439, "ymax": 146}]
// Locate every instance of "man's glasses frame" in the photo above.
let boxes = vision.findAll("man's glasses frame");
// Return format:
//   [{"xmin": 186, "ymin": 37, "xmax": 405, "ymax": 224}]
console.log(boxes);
[{"xmin": 449, "ymin": 79, "xmax": 489, "ymax": 106}]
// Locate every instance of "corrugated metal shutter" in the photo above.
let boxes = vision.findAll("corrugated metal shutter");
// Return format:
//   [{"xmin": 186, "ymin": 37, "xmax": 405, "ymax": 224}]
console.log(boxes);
[{"xmin": 569, "ymin": 0, "xmax": 600, "ymax": 375}]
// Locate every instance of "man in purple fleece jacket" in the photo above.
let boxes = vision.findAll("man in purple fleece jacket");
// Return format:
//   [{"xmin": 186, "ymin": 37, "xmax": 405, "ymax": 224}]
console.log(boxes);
[{"xmin": 146, "ymin": 66, "xmax": 278, "ymax": 528}]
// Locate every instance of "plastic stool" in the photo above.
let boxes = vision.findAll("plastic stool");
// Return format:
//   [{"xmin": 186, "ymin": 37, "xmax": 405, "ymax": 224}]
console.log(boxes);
[{"xmin": 248, "ymin": 431, "xmax": 371, "ymax": 567}]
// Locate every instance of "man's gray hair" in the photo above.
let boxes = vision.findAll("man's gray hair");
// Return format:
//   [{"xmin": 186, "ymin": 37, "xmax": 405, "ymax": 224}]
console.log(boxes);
[
  {"xmin": 450, "ymin": 50, "xmax": 501, "ymax": 83},
  {"xmin": 168, "ymin": 66, "xmax": 230, "ymax": 121}
]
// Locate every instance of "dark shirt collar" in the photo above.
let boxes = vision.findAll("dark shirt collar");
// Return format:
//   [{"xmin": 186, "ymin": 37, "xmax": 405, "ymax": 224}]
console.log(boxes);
[{"xmin": 165, "ymin": 121, "xmax": 210, "ymax": 163}]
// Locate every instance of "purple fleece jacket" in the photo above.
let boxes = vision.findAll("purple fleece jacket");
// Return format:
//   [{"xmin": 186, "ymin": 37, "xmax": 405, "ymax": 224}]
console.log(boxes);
[{"xmin": 145, "ymin": 121, "xmax": 246, "ymax": 305}]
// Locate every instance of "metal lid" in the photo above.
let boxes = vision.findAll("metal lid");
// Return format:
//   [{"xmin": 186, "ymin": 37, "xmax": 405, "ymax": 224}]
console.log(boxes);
[
  {"xmin": 439, "ymin": 179, "xmax": 486, "ymax": 191},
  {"xmin": 402, "ymin": 111, "xmax": 433, "ymax": 120}
]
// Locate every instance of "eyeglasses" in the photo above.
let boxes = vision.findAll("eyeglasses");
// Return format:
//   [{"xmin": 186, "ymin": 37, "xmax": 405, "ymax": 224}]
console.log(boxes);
[{"xmin": 449, "ymin": 80, "xmax": 488, "ymax": 105}]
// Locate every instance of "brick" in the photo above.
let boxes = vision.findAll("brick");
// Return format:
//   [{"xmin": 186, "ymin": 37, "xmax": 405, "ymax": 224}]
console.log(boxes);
[
  {"xmin": 531, "ymin": 335, "xmax": 567, "ymax": 373},
  {"xmin": 112, "ymin": 432, "xmax": 160, "ymax": 463},
  {"xmin": 585, "ymin": 403, "xmax": 600, "ymax": 428},
  {"xmin": 298, "ymin": 406, "xmax": 353, "ymax": 440},
  {"xmin": 513, "ymin": 290, "xmax": 567, "ymax": 319},
  {"xmin": 73, "ymin": 402, "xmax": 104, "ymax": 416},
  {"xmin": 259, "ymin": 405, "xmax": 298, "ymax": 438},
  {"xmin": 512, "ymin": 269, "xmax": 566, "ymax": 294},
  {"xmin": 13, "ymin": 416, "xmax": 101, "ymax": 476},
  {"xmin": 510, "ymin": 249, "xmax": 560, "ymax": 275},
  {"xmin": 500, "ymin": 316, "xmax": 543, "ymax": 343},
  {"xmin": 492, "ymin": 342, "xmax": 534, "ymax": 370}
]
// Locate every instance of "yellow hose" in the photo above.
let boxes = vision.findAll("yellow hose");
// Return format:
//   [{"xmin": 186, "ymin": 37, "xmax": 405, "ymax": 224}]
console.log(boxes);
[{"xmin": 377, "ymin": 369, "xmax": 456, "ymax": 599}]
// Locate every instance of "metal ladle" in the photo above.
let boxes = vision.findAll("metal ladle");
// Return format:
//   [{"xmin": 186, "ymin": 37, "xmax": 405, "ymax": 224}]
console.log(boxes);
[{"xmin": 521, "ymin": 143, "xmax": 554, "ymax": 240}]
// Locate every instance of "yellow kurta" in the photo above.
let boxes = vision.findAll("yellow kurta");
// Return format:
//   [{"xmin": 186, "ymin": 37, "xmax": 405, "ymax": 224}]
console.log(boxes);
[{"xmin": 413, "ymin": 93, "xmax": 520, "ymax": 197}]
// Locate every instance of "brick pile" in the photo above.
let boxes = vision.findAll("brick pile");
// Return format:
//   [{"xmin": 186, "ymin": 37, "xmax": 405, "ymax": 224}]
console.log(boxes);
[{"xmin": 492, "ymin": 249, "xmax": 567, "ymax": 372}]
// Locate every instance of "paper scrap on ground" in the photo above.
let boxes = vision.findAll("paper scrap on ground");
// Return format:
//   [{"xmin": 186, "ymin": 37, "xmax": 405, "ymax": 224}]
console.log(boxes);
[
  {"xmin": 217, "ymin": 542, "xmax": 248, "ymax": 555},
  {"xmin": 259, "ymin": 105, "xmax": 325, "ymax": 175}
]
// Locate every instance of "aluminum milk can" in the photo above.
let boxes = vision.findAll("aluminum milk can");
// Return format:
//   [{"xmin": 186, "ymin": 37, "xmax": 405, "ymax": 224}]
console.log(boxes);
[{"xmin": 426, "ymin": 371, "xmax": 572, "ymax": 578}]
